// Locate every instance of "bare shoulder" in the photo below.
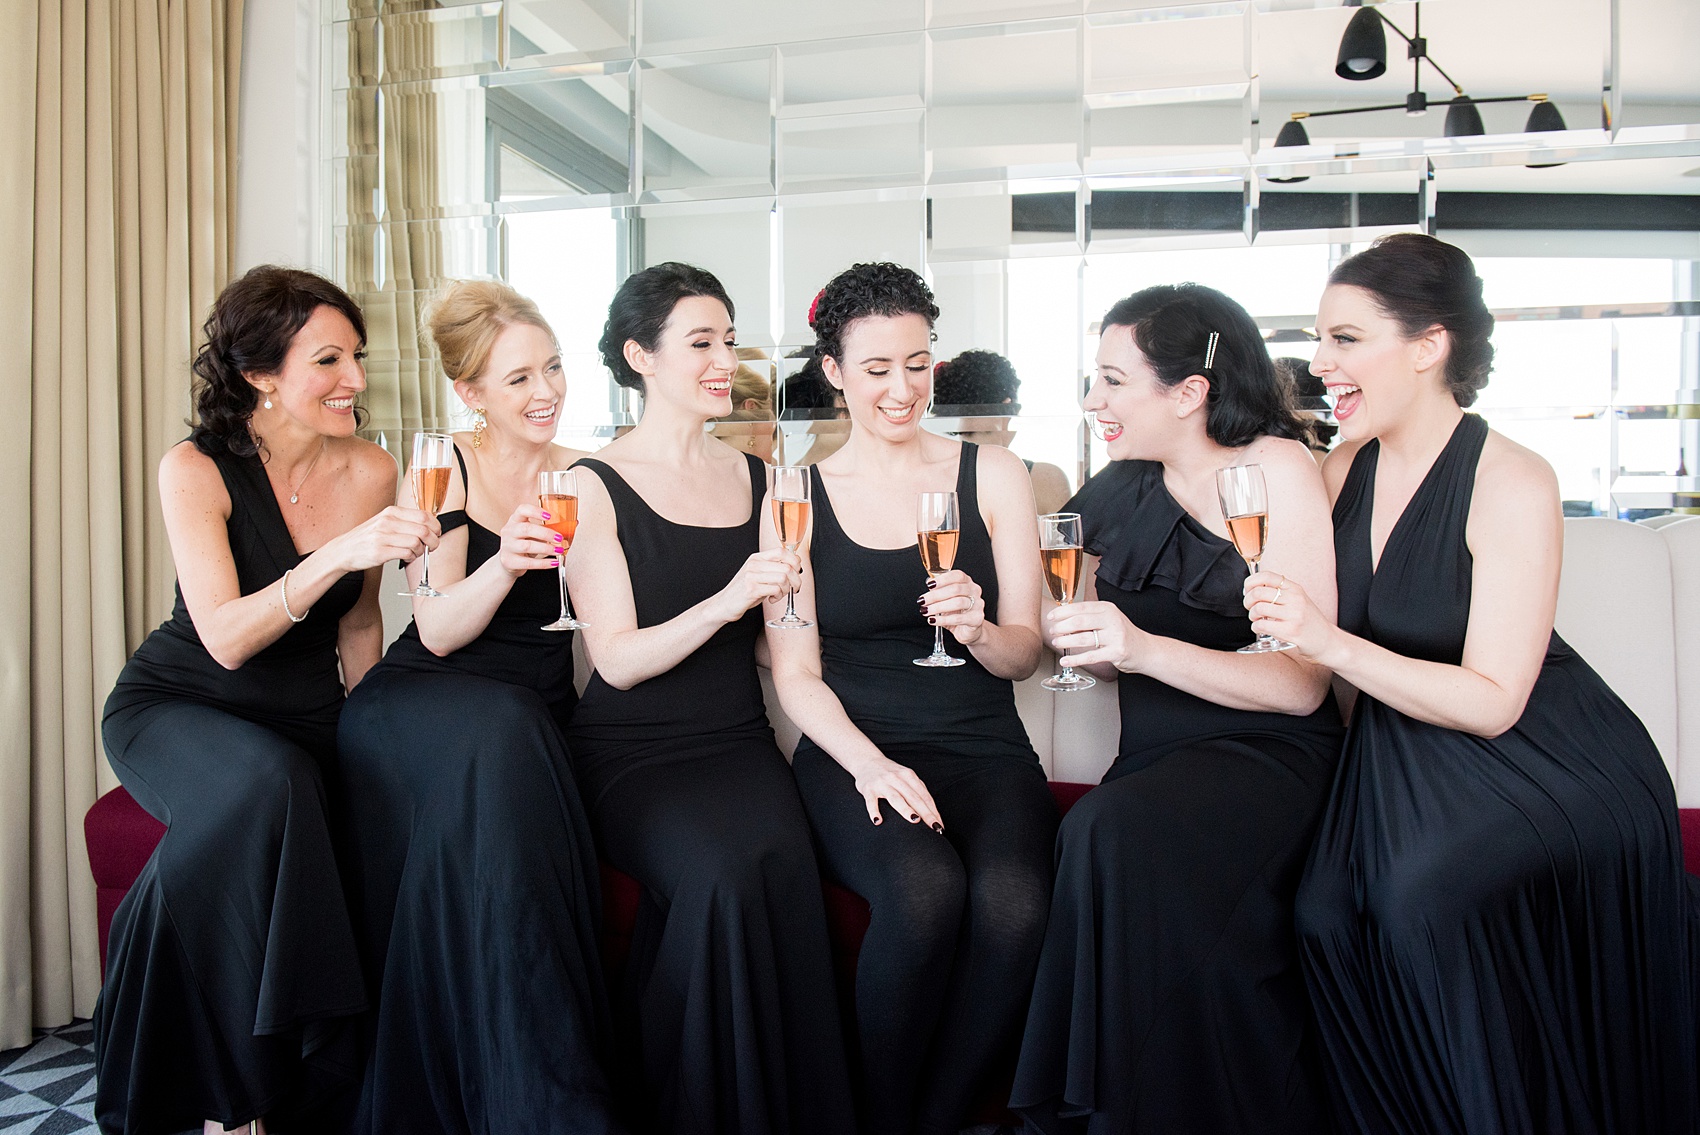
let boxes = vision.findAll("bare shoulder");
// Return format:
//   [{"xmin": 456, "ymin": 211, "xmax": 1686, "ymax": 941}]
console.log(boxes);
[
  {"xmin": 550, "ymin": 442, "xmax": 593, "ymax": 468},
  {"xmin": 1320, "ymin": 438, "xmax": 1370, "ymax": 501},
  {"xmin": 1477, "ymin": 427, "xmax": 1559, "ymax": 500},
  {"xmin": 158, "ymin": 440, "xmax": 231, "ymax": 508},
  {"xmin": 974, "ymin": 438, "xmax": 1031, "ymax": 484},
  {"xmin": 1243, "ymin": 434, "xmax": 1323, "ymax": 478},
  {"xmin": 338, "ymin": 436, "xmax": 401, "ymax": 503}
]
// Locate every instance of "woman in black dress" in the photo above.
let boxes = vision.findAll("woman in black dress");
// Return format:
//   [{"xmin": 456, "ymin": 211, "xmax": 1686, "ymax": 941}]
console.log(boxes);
[
  {"xmin": 765, "ymin": 263, "xmax": 1056, "ymax": 1135},
  {"xmin": 563, "ymin": 262, "xmax": 855, "ymax": 1135},
  {"xmin": 94, "ymin": 267, "xmax": 435, "ymax": 1135},
  {"xmin": 1258, "ymin": 233, "xmax": 1700, "ymax": 1133},
  {"xmin": 1010, "ymin": 284, "xmax": 1343, "ymax": 1134},
  {"xmin": 332, "ymin": 281, "xmax": 621, "ymax": 1133}
]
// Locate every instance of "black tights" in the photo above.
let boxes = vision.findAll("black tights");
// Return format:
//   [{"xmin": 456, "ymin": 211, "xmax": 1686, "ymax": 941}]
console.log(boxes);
[{"xmin": 792, "ymin": 747, "xmax": 1058, "ymax": 1135}]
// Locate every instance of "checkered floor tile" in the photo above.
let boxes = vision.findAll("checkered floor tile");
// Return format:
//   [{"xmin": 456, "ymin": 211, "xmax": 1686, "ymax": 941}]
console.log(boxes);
[{"xmin": 0, "ymin": 1020, "xmax": 97, "ymax": 1134}]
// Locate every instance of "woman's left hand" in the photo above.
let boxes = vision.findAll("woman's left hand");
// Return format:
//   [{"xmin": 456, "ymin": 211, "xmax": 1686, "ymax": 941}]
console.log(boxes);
[
  {"xmin": 921, "ymin": 569, "xmax": 987, "ymax": 646},
  {"xmin": 1044, "ymin": 601, "xmax": 1147, "ymax": 672},
  {"xmin": 1243, "ymin": 570, "xmax": 1338, "ymax": 663}
]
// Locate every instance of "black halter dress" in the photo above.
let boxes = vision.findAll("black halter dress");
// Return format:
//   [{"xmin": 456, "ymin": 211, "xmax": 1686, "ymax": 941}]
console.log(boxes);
[
  {"xmin": 332, "ymin": 444, "xmax": 619, "ymax": 1134},
  {"xmin": 94, "ymin": 442, "xmax": 367, "ymax": 1135},
  {"xmin": 564, "ymin": 452, "xmax": 855, "ymax": 1135},
  {"xmin": 1296, "ymin": 413, "xmax": 1700, "ymax": 1134},
  {"xmin": 789, "ymin": 443, "xmax": 1058, "ymax": 1135},
  {"xmin": 1011, "ymin": 458, "xmax": 1343, "ymax": 1135}
]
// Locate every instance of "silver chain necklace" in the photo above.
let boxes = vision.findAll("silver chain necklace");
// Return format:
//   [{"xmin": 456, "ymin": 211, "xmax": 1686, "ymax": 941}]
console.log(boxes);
[{"xmin": 286, "ymin": 440, "xmax": 327, "ymax": 504}]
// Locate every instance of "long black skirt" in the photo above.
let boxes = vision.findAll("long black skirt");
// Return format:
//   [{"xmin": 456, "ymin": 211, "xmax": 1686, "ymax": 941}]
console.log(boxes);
[
  {"xmin": 334, "ymin": 670, "xmax": 621, "ymax": 1134},
  {"xmin": 1012, "ymin": 735, "xmax": 1337, "ymax": 1135},
  {"xmin": 94, "ymin": 694, "xmax": 366, "ymax": 1135}
]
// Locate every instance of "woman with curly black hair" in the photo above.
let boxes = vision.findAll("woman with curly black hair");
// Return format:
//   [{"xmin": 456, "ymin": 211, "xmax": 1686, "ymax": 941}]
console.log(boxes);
[
  {"xmin": 95, "ymin": 266, "xmax": 435, "ymax": 1135},
  {"xmin": 933, "ymin": 350, "xmax": 1072, "ymax": 512},
  {"xmin": 765, "ymin": 262, "xmax": 1057, "ymax": 1135},
  {"xmin": 564, "ymin": 262, "xmax": 855, "ymax": 1135}
]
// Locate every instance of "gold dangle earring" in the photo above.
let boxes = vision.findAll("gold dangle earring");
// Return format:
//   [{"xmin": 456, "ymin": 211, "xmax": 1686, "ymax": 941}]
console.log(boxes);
[{"xmin": 471, "ymin": 407, "xmax": 487, "ymax": 448}]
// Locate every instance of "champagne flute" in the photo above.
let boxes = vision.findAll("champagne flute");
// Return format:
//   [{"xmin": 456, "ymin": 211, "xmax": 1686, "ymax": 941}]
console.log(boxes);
[
  {"xmin": 1039, "ymin": 512, "xmax": 1096, "ymax": 692},
  {"xmin": 1216, "ymin": 463, "xmax": 1295, "ymax": 654},
  {"xmin": 766, "ymin": 466, "xmax": 813, "ymax": 629},
  {"xmin": 914, "ymin": 491, "xmax": 966, "ymax": 668},
  {"xmin": 403, "ymin": 432, "xmax": 453, "ymax": 598},
  {"xmin": 539, "ymin": 468, "xmax": 588, "ymax": 631}
]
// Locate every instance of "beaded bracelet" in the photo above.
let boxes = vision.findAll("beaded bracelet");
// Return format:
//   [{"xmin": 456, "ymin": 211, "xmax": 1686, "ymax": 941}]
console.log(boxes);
[{"xmin": 281, "ymin": 568, "xmax": 309, "ymax": 623}]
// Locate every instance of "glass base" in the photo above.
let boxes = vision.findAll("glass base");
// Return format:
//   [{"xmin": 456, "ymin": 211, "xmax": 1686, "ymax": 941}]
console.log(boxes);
[
  {"xmin": 1238, "ymin": 634, "xmax": 1296, "ymax": 654},
  {"xmin": 401, "ymin": 585, "xmax": 446, "ymax": 598},
  {"xmin": 913, "ymin": 651, "xmax": 965, "ymax": 668},
  {"xmin": 766, "ymin": 615, "xmax": 814, "ymax": 629},
  {"xmin": 541, "ymin": 616, "xmax": 588, "ymax": 631},
  {"xmin": 1042, "ymin": 671, "xmax": 1096, "ymax": 692}
]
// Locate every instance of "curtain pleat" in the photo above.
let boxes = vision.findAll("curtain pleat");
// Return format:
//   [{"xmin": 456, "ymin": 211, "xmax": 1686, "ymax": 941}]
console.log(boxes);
[{"xmin": 0, "ymin": 0, "xmax": 243, "ymax": 1049}]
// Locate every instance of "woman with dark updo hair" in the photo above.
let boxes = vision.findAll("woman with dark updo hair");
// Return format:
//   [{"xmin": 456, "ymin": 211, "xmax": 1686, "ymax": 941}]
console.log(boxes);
[
  {"xmin": 94, "ymin": 266, "xmax": 435, "ymax": 1134},
  {"xmin": 1260, "ymin": 232, "xmax": 1700, "ymax": 1132},
  {"xmin": 766, "ymin": 262, "xmax": 1056, "ymax": 1135},
  {"xmin": 1009, "ymin": 283, "xmax": 1342, "ymax": 1133},
  {"xmin": 563, "ymin": 262, "xmax": 854, "ymax": 1135}
]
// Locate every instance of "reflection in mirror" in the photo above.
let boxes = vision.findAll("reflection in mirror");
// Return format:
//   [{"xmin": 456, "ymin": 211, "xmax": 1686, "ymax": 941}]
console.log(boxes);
[
  {"xmin": 507, "ymin": 0, "xmax": 632, "ymax": 66},
  {"xmin": 639, "ymin": 53, "xmax": 774, "ymax": 198},
  {"xmin": 929, "ymin": 20, "xmax": 1082, "ymax": 182},
  {"xmin": 710, "ymin": 348, "xmax": 780, "ymax": 463}
]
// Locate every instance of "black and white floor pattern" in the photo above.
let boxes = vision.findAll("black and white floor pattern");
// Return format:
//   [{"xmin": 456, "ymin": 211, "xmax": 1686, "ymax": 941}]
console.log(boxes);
[{"xmin": 0, "ymin": 1020, "xmax": 97, "ymax": 1134}]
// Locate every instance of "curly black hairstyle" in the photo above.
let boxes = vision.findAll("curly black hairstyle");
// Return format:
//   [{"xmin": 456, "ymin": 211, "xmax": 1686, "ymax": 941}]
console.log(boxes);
[
  {"xmin": 1101, "ymin": 283, "xmax": 1313, "ymax": 450},
  {"xmin": 188, "ymin": 266, "xmax": 367, "ymax": 457},
  {"xmin": 934, "ymin": 349, "xmax": 1020, "ymax": 409},
  {"xmin": 598, "ymin": 262, "xmax": 735, "ymax": 392},
  {"xmin": 810, "ymin": 262, "xmax": 938, "ymax": 364},
  {"xmin": 1328, "ymin": 232, "xmax": 1495, "ymax": 408},
  {"xmin": 779, "ymin": 350, "xmax": 842, "ymax": 413},
  {"xmin": 1273, "ymin": 357, "xmax": 1338, "ymax": 448}
]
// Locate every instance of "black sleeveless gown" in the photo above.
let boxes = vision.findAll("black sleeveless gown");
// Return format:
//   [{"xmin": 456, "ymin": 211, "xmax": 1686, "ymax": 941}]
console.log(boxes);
[
  {"xmin": 1010, "ymin": 458, "xmax": 1343, "ymax": 1135},
  {"xmin": 1296, "ymin": 412, "xmax": 1700, "ymax": 1134},
  {"xmin": 790, "ymin": 443, "xmax": 1058, "ymax": 1135},
  {"xmin": 332, "ymin": 445, "xmax": 619, "ymax": 1134},
  {"xmin": 564, "ymin": 452, "xmax": 855, "ymax": 1135},
  {"xmin": 94, "ymin": 443, "xmax": 367, "ymax": 1135}
]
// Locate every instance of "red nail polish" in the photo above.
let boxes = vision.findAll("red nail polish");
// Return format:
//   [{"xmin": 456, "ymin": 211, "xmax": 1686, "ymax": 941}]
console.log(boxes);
[{"xmin": 927, "ymin": 616, "xmax": 937, "ymax": 625}]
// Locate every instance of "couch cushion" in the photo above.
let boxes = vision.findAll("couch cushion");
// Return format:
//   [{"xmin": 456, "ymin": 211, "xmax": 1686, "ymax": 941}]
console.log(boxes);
[
  {"xmin": 1659, "ymin": 518, "xmax": 1700, "ymax": 807},
  {"xmin": 1556, "ymin": 519, "xmax": 1679, "ymax": 785}
]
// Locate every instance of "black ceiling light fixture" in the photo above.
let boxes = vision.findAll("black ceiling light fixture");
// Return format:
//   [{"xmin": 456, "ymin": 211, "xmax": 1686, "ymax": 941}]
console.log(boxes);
[{"xmin": 1272, "ymin": 2, "xmax": 1571, "ymax": 179}]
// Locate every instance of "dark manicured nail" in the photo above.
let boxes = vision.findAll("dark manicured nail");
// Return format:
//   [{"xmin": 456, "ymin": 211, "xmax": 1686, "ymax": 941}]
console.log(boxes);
[
  {"xmin": 932, "ymin": 822, "xmax": 944, "ymax": 834},
  {"xmin": 873, "ymin": 816, "xmax": 883, "ymax": 825},
  {"xmin": 909, "ymin": 813, "xmax": 919, "ymax": 822},
  {"xmin": 927, "ymin": 616, "xmax": 937, "ymax": 625},
  {"xmin": 926, "ymin": 579, "xmax": 938, "ymax": 589}
]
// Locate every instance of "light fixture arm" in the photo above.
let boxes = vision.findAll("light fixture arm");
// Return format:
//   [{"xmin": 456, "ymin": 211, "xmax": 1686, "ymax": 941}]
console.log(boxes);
[{"xmin": 1368, "ymin": 3, "xmax": 1465, "ymax": 96}]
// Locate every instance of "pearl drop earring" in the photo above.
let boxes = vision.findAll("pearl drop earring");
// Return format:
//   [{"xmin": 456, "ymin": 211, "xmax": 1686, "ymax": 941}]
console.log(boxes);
[{"xmin": 263, "ymin": 391, "xmax": 274, "ymax": 410}]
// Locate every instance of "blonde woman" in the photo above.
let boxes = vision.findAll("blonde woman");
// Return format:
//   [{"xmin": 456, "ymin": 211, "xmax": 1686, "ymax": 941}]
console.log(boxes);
[{"xmin": 334, "ymin": 281, "xmax": 622, "ymax": 1133}]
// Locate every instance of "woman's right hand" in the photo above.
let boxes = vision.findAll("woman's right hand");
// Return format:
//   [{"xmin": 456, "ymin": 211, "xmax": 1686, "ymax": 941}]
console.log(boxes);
[
  {"xmin": 712, "ymin": 549, "xmax": 801, "ymax": 622},
  {"xmin": 499, "ymin": 503, "xmax": 564, "ymax": 576},
  {"xmin": 847, "ymin": 753, "xmax": 944, "ymax": 832},
  {"xmin": 329, "ymin": 506, "xmax": 437, "ymax": 572}
]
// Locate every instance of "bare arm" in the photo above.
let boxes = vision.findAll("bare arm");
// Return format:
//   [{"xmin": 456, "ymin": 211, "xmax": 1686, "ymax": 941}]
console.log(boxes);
[
  {"xmin": 1048, "ymin": 439, "xmax": 1337, "ymax": 715},
  {"xmin": 163, "ymin": 441, "xmax": 431, "ymax": 671},
  {"xmin": 566, "ymin": 468, "xmax": 799, "ymax": 691},
  {"xmin": 762, "ymin": 507, "xmax": 946, "ymax": 832},
  {"xmin": 923, "ymin": 446, "xmax": 1044, "ymax": 680},
  {"xmin": 1253, "ymin": 434, "xmax": 1558, "ymax": 737},
  {"xmin": 338, "ymin": 566, "xmax": 385, "ymax": 690}
]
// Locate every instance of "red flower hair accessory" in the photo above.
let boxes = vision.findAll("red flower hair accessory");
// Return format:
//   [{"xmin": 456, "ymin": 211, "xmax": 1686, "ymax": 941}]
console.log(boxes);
[{"xmin": 806, "ymin": 288, "xmax": 826, "ymax": 329}]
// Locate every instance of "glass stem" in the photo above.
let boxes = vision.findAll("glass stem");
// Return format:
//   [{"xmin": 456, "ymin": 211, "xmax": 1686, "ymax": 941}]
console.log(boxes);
[
  {"xmin": 421, "ymin": 544, "xmax": 431, "ymax": 590},
  {"xmin": 784, "ymin": 587, "xmax": 798, "ymax": 621},
  {"xmin": 556, "ymin": 560, "xmax": 571, "ymax": 620},
  {"xmin": 933, "ymin": 623, "xmax": 946, "ymax": 657}
]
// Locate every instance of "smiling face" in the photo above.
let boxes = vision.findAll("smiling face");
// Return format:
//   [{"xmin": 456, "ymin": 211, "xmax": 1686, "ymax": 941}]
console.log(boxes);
[
  {"xmin": 1083, "ymin": 322, "xmax": 1207, "ymax": 462},
  {"xmin": 1310, "ymin": 283, "xmax": 1449, "ymax": 442},
  {"xmin": 460, "ymin": 321, "xmax": 566, "ymax": 444},
  {"xmin": 251, "ymin": 304, "xmax": 366, "ymax": 437},
  {"xmin": 823, "ymin": 312, "xmax": 934, "ymax": 444},
  {"xmin": 630, "ymin": 294, "xmax": 737, "ymax": 419}
]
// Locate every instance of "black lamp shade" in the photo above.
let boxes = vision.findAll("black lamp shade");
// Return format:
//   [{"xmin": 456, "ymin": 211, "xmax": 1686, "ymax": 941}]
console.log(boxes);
[
  {"xmin": 1335, "ymin": 8, "xmax": 1387, "ymax": 81},
  {"xmin": 1525, "ymin": 99, "xmax": 1568, "ymax": 167},
  {"xmin": 1525, "ymin": 100, "xmax": 1566, "ymax": 133},
  {"xmin": 1268, "ymin": 119, "xmax": 1311, "ymax": 184},
  {"xmin": 1443, "ymin": 97, "xmax": 1486, "ymax": 137}
]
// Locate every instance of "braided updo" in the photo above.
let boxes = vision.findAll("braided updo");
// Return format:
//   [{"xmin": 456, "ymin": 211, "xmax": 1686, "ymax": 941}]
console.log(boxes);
[{"xmin": 1328, "ymin": 232, "xmax": 1495, "ymax": 407}]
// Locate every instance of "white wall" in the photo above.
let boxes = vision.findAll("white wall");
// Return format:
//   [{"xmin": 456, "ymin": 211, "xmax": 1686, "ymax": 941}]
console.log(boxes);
[{"xmin": 235, "ymin": 0, "xmax": 323, "ymax": 274}]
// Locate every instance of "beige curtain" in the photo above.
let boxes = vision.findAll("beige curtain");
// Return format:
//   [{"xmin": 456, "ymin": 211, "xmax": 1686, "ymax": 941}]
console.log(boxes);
[
  {"xmin": 345, "ymin": 6, "xmax": 452, "ymax": 453},
  {"xmin": 0, "ymin": 0, "xmax": 242, "ymax": 1049}
]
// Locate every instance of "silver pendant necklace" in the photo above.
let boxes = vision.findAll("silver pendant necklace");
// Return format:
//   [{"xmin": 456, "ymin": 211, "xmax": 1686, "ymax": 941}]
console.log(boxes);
[{"xmin": 288, "ymin": 441, "xmax": 327, "ymax": 504}]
